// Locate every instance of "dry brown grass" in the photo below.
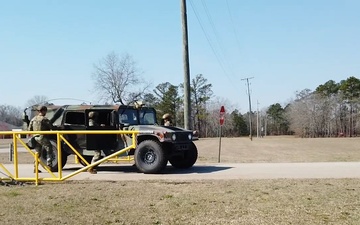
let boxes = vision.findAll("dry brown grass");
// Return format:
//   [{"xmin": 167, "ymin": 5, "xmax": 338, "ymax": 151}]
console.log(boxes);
[
  {"xmin": 197, "ymin": 136, "xmax": 360, "ymax": 163},
  {"xmin": 1, "ymin": 136, "xmax": 360, "ymax": 224},
  {"xmin": 2, "ymin": 136, "xmax": 360, "ymax": 164},
  {"xmin": 0, "ymin": 179, "xmax": 359, "ymax": 225}
]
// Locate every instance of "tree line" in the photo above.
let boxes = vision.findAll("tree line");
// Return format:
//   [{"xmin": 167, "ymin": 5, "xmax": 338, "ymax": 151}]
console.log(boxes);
[
  {"xmin": 92, "ymin": 52, "xmax": 360, "ymax": 138},
  {"xmin": 1, "ymin": 51, "xmax": 359, "ymax": 138},
  {"xmin": 285, "ymin": 76, "xmax": 360, "ymax": 137}
]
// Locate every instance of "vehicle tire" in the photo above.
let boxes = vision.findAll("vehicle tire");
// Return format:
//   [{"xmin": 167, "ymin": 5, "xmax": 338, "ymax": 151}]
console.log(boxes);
[
  {"xmin": 135, "ymin": 140, "xmax": 168, "ymax": 174},
  {"xmin": 169, "ymin": 142, "xmax": 198, "ymax": 169},
  {"xmin": 39, "ymin": 140, "xmax": 68, "ymax": 172}
]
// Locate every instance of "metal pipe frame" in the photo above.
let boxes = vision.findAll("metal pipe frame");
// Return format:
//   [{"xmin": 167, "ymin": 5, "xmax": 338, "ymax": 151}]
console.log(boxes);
[{"xmin": 0, "ymin": 130, "xmax": 146, "ymax": 185}]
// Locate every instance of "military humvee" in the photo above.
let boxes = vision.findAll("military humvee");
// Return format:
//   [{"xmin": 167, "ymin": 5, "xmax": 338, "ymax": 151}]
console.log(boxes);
[{"xmin": 23, "ymin": 103, "xmax": 198, "ymax": 174}]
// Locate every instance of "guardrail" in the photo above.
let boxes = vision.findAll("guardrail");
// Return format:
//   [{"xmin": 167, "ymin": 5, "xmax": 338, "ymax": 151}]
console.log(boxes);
[{"xmin": 0, "ymin": 130, "xmax": 146, "ymax": 185}]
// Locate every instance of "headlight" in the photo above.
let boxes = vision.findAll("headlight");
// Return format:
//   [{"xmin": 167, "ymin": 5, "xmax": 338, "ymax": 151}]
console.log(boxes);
[
  {"xmin": 188, "ymin": 134, "xmax": 192, "ymax": 140},
  {"xmin": 171, "ymin": 134, "xmax": 176, "ymax": 141}
]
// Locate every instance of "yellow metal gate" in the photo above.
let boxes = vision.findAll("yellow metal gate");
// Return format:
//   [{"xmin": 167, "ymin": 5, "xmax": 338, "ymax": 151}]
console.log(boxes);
[{"xmin": 0, "ymin": 130, "xmax": 141, "ymax": 185}]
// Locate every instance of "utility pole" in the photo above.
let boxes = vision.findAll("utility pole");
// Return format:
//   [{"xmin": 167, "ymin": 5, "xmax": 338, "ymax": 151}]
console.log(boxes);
[
  {"xmin": 265, "ymin": 114, "xmax": 267, "ymax": 137},
  {"xmin": 181, "ymin": 0, "xmax": 191, "ymax": 130},
  {"xmin": 241, "ymin": 77, "xmax": 254, "ymax": 141},
  {"xmin": 257, "ymin": 100, "xmax": 259, "ymax": 138}
]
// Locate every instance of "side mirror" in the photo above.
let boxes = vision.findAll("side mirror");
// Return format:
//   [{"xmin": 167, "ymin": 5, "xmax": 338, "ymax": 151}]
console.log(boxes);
[
  {"xmin": 120, "ymin": 123, "xmax": 130, "ymax": 130},
  {"xmin": 192, "ymin": 130, "xmax": 199, "ymax": 141},
  {"xmin": 22, "ymin": 113, "xmax": 30, "ymax": 125}
]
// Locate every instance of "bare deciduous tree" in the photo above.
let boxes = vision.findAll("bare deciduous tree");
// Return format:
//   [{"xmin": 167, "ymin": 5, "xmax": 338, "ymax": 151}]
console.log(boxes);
[
  {"xmin": 0, "ymin": 105, "xmax": 22, "ymax": 126},
  {"xmin": 92, "ymin": 51, "xmax": 149, "ymax": 105},
  {"xmin": 25, "ymin": 95, "xmax": 49, "ymax": 107},
  {"xmin": 285, "ymin": 77, "xmax": 360, "ymax": 138},
  {"xmin": 205, "ymin": 97, "xmax": 235, "ymax": 137},
  {"xmin": 190, "ymin": 74, "xmax": 213, "ymax": 137}
]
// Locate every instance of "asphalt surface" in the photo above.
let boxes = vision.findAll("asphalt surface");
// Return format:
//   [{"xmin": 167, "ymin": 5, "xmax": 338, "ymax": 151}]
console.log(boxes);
[
  {"xmin": 1, "ymin": 143, "xmax": 360, "ymax": 181},
  {"xmin": 0, "ymin": 146, "xmax": 27, "ymax": 153},
  {"xmin": 1, "ymin": 162, "xmax": 360, "ymax": 181}
]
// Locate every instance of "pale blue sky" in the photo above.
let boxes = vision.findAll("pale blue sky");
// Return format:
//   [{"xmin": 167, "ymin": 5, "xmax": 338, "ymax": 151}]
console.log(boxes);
[{"xmin": 1, "ymin": 0, "xmax": 359, "ymax": 113}]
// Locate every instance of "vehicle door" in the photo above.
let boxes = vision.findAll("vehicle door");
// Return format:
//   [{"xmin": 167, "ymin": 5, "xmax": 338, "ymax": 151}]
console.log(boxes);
[
  {"xmin": 62, "ymin": 111, "xmax": 86, "ymax": 149},
  {"xmin": 85, "ymin": 109, "xmax": 118, "ymax": 151}
]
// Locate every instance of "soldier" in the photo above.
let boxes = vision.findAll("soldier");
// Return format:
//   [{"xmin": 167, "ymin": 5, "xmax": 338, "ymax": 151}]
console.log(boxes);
[
  {"xmin": 162, "ymin": 113, "xmax": 172, "ymax": 126},
  {"xmin": 88, "ymin": 111, "xmax": 101, "ymax": 174},
  {"xmin": 28, "ymin": 105, "xmax": 54, "ymax": 172}
]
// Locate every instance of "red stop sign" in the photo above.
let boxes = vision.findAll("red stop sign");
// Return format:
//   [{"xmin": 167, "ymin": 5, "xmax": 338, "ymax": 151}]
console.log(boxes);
[
  {"xmin": 220, "ymin": 106, "xmax": 225, "ymax": 126},
  {"xmin": 220, "ymin": 117, "xmax": 224, "ymax": 125}
]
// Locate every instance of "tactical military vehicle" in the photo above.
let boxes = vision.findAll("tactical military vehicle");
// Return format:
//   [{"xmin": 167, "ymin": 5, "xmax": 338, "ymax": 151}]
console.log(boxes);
[{"xmin": 23, "ymin": 103, "xmax": 198, "ymax": 174}]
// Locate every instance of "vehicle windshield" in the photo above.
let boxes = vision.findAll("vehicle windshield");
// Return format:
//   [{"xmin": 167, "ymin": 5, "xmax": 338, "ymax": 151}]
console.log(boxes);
[{"xmin": 119, "ymin": 108, "xmax": 156, "ymax": 125}]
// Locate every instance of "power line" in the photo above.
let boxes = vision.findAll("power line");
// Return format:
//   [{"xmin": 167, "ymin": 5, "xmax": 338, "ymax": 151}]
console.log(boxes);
[
  {"xmin": 202, "ymin": 0, "xmax": 240, "ymax": 79},
  {"xmin": 189, "ymin": 1, "xmax": 225, "ymax": 74},
  {"xmin": 226, "ymin": 0, "xmax": 242, "ymax": 55},
  {"xmin": 200, "ymin": 0, "xmax": 235, "ymax": 76},
  {"xmin": 189, "ymin": 0, "xmax": 235, "ymax": 86}
]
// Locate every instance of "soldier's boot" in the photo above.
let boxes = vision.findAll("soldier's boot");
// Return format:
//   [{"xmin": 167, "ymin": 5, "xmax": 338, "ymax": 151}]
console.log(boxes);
[
  {"xmin": 46, "ymin": 149, "xmax": 54, "ymax": 168},
  {"xmin": 46, "ymin": 157, "xmax": 52, "ymax": 168},
  {"xmin": 33, "ymin": 164, "xmax": 42, "ymax": 173},
  {"xmin": 33, "ymin": 168, "xmax": 42, "ymax": 173},
  {"xmin": 87, "ymin": 168, "xmax": 97, "ymax": 174},
  {"xmin": 33, "ymin": 159, "xmax": 42, "ymax": 173}
]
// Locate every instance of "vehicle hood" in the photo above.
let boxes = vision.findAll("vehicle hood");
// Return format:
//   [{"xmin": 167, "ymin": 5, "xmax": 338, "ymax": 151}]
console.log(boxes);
[
  {"xmin": 128, "ymin": 125, "xmax": 199, "ymax": 141},
  {"xmin": 128, "ymin": 125, "xmax": 192, "ymax": 133}
]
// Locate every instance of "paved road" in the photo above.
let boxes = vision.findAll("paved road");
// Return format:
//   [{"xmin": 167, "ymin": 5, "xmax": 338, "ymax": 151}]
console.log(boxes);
[
  {"xmin": 0, "ymin": 146, "xmax": 27, "ymax": 153},
  {"xmin": 1, "ymin": 162, "xmax": 360, "ymax": 181}
]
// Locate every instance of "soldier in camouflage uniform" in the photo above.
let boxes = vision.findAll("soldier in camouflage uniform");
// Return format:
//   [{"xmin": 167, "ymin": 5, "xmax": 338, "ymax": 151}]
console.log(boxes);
[
  {"xmin": 28, "ymin": 105, "xmax": 54, "ymax": 172},
  {"xmin": 88, "ymin": 111, "xmax": 101, "ymax": 174},
  {"xmin": 162, "ymin": 113, "xmax": 172, "ymax": 126}
]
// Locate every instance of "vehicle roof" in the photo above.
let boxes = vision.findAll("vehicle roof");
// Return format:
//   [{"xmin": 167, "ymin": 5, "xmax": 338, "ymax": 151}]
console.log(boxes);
[
  {"xmin": 30, "ymin": 104, "xmax": 61, "ymax": 110},
  {"xmin": 63, "ymin": 104, "xmax": 120, "ymax": 111},
  {"xmin": 30, "ymin": 104, "xmax": 156, "ymax": 112},
  {"xmin": 60, "ymin": 104, "xmax": 156, "ymax": 111}
]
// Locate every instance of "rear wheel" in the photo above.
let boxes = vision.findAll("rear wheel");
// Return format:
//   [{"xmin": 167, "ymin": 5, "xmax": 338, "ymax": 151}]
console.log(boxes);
[
  {"xmin": 135, "ymin": 140, "xmax": 167, "ymax": 174},
  {"xmin": 39, "ymin": 140, "xmax": 68, "ymax": 172},
  {"xmin": 169, "ymin": 142, "xmax": 198, "ymax": 169}
]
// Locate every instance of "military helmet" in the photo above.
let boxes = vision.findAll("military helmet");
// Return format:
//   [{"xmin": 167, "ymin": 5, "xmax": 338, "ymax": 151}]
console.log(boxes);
[
  {"xmin": 88, "ymin": 111, "xmax": 98, "ymax": 118},
  {"xmin": 162, "ymin": 113, "xmax": 171, "ymax": 120},
  {"xmin": 37, "ymin": 105, "xmax": 48, "ymax": 112}
]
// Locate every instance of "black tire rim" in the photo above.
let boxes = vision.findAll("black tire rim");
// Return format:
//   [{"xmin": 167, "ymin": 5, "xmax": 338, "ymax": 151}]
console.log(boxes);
[
  {"xmin": 143, "ymin": 149, "xmax": 156, "ymax": 164},
  {"xmin": 41, "ymin": 148, "xmax": 57, "ymax": 165}
]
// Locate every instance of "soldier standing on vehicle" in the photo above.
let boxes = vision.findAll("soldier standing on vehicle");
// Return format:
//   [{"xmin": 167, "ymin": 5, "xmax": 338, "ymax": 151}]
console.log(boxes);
[
  {"xmin": 162, "ymin": 113, "xmax": 172, "ymax": 126},
  {"xmin": 28, "ymin": 105, "xmax": 54, "ymax": 172},
  {"xmin": 88, "ymin": 111, "xmax": 101, "ymax": 174}
]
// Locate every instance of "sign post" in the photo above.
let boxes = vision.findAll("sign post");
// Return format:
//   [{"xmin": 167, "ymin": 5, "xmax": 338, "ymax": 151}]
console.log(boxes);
[{"xmin": 218, "ymin": 106, "xmax": 225, "ymax": 163}]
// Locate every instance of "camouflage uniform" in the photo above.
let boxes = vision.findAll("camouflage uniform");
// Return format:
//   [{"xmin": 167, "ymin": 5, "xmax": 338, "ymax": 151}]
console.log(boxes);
[
  {"xmin": 28, "ymin": 106, "xmax": 54, "ymax": 168},
  {"xmin": 88, "ymin": 111, "xmax": 101, "ymax": 174}
]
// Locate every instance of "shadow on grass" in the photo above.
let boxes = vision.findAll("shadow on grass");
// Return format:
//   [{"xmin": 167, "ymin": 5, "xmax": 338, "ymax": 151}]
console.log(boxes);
[{"xmin": 63, "ymin": 164, "xmax": 232, "ymax": 174}]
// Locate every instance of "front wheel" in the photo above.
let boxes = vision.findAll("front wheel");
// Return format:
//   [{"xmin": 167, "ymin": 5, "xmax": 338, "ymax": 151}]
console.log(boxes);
[
  {"xmin": 135, "ymin": 140, "xmax": 168, "ymax": 174},
  {"xmin": 39, "ymin": 140, "xmax": 68, "ymax": 172},
  {"xmin": 169, "ymin": 142, "xmax": 198, "ymax": 169}
]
